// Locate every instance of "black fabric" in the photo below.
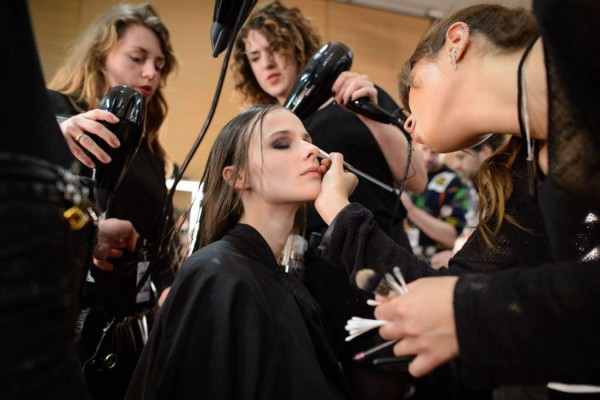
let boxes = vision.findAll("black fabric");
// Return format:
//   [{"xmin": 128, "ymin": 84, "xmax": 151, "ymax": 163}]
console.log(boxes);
[
  {"xmin": 454, "ymin": 260, "xmax": 600, "ymax": 387},
  {"xmin": 0, "ymin": 157, "xmax": 94, "ymax": 400},
  {"xmin": 2, "ymin": 1, "xmax": 73, "ymax": 168},
  {"xmin": 0, "ymin": 2, "xmax": 93, "ymax": 398},
  {"xmin": 126, "ymin": 224, "xmax": 352, "ymax": 400},
  {"xmin": 535, "ymin": 0, "xmax": 600, "ymax": 207}
]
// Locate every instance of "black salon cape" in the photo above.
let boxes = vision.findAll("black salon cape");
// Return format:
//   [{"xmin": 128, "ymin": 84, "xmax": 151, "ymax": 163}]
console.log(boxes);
[{"xmin": 126, "ymin": 224, "xmax": 351, "ymax": 400}]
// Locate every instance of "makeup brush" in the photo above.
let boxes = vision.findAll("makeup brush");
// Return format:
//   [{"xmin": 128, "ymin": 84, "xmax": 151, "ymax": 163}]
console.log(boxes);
[
  {"xmin": 351, "ymin": 266, "xmax": 412, "ymax": 362},
  {"xmin": 371, "ymin": 355, "xmax": 415, "ymax": 370},
  {"xmin": 318, "ymin": 148, "xmax": 400, "ymax": 196},
  {"xmin": 353, "ymin": 339, "xmax": 397, "ymax": 361},
  {"xmin": 355, "ymin": 268, "xmax": 391, "ymax": 297}
]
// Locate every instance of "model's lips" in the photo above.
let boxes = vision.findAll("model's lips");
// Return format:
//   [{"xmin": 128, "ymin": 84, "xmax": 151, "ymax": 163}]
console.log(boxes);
[{"xmin": 301, "ymin": 166, "xmax": 321, "ymax": 177}]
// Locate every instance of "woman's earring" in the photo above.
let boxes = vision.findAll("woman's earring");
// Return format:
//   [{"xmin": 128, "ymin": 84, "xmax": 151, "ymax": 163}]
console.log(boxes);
[{"xmin": 450, "ymin": 50, "xmax": 458, "ymax": 71}]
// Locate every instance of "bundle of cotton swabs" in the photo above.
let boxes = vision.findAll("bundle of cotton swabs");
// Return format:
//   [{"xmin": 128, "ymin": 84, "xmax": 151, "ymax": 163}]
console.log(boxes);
[{"xmin": 345, "ymin": 266, "xmax": 409, "ymax": 342}]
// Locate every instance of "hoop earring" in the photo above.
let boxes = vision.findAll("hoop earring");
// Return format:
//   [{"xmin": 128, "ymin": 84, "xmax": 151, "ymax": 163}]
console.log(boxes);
[{"xmin": 450, "ymin": 50, "xmax": 458, "ymax": 71}]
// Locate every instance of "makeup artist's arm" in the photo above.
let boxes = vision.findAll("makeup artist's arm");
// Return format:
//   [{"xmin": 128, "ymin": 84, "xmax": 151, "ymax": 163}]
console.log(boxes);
[
  {"xmin": 376, "ymin": 259, "xmax": 600, "ymax": 386},
  {"xmin": 316, "ymin": 153, "xmax": 441, "ymax": 283},
  {"xmin": 331, "ymin": 71, "xmax": 427, "ymax": 193}
]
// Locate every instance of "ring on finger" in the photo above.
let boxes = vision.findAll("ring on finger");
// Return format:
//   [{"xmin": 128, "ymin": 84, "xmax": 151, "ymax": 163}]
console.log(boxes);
[{"xmin": 75, "ymin": 133, "xmax": 85, "ymax": 143}]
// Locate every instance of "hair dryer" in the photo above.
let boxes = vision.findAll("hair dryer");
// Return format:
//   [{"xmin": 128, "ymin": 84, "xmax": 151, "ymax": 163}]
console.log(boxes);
[
  {"xmin": 283, "ymin": 42, "xmax": 353, "ymax": 120},
  {"xmin": 92, "ymin": 85, "xmax": 146, "ymax": 213}
]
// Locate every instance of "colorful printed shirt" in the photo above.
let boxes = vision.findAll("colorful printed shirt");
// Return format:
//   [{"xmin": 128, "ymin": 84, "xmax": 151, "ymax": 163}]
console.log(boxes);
[{"xmin": 409, "ymin": 165, "xmax": 471, "ymax": 258}]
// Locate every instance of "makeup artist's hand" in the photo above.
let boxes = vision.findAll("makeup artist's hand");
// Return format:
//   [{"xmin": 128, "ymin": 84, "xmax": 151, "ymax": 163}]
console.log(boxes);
[
  {"xmin": 94, "ymin": 218, "xmax": 139, "ymax": 271},
  {"xmin": 315, "ymin": 152, "xmax": 357, "ymax": 225},
  {"xmin": 374, "ymin": 276, "xmax": 460, "ymax": 377},
  {"xmin": 59, "ymin": 110, "xmax": 121, "ymax": 168}
]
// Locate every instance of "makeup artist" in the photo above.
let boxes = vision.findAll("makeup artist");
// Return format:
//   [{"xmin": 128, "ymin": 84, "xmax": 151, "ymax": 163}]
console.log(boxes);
[
  {"xmin": 315, "ymin": 0, "xmax": 600, "ymax": 397},
  {"xmin": 230, "ymin": 2, "xmax": 426, "ymax": 398}
]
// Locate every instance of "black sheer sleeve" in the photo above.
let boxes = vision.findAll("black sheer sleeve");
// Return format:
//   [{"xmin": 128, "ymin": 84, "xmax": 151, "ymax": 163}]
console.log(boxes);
[
  {"xmin": 455, "ymin": 259, "xmax": 600, "ymax": 388},
  {"xmin": 319, "ymin": 203, "xmax": 452, "ymax": 284}
]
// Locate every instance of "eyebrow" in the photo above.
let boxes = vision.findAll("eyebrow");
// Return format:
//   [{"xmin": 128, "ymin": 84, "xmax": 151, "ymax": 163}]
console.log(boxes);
[{"xmin": 268, "ymin": 129, "xmax": 312, "ymax": 141}]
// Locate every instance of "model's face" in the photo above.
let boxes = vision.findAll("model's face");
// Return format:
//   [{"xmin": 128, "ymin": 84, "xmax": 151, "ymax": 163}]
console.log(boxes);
[
  {"xmin": 416, "ymin": 142, "xmax": 444, "ymax": 173},
  {"xmin": 103, "ymin": 24, "xmax": 164, "ymax": 99},
  {"xmin": 244, "ymin": 30, "xmax": 299, "ymax": 105},
  {"xmin": 403, "ymin": 57, "xmax": 484, "ymax": 153},
  {"xmin": 245, "ymin": 108, "xmax": 321, "ymax": 205}
]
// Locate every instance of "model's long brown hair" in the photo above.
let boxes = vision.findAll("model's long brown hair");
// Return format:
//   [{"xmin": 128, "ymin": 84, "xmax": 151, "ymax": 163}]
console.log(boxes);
[
  {"xmin": 232, "ymin": 0, "xmax": 322, "ymax": 105},
  {"xmin": 398, "ymin": 4, "xmax": 538, "ymax": 245},
  {"xmin": 48, "ymin": 3, "xmax": 177, "ymax": 166},
  {"xmin": 197, "ymin": 105, "xmax": 305, "ymax": 249}
]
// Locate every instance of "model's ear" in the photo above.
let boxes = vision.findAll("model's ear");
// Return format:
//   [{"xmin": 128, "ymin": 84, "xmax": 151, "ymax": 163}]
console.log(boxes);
[
  {"xmin": 446, "ymin": 22, "xmax": 470, "ymax": 69},
  {"xmin": 222, "ymin": 166, "xmax": 248, "ymax": 190}
]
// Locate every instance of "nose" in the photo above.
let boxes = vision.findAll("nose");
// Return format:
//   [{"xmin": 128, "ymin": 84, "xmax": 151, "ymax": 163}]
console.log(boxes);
[
  {"xmin": 404, "ymin": 115, "xmax": 414, "ymax": 134},
  {"xmin": 142, "ymin": 61, "xmax": 159, "ymax": 80},
  {"xmin": 305, "ymin": 142, "xmax": 319, "ymax": 160},
  {"xmin": 262, "ymin": 50, "xmax": 276, "ymax": 69}
]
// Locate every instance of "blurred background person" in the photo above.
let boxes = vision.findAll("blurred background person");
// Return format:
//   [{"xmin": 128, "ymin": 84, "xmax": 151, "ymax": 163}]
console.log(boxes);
[{"xmin": 403, "ymin": 142, "xmax": 470, "ymax": 262}]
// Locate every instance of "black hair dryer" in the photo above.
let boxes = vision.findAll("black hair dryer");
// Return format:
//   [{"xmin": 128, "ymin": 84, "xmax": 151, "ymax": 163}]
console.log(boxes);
[
  {"xmin": 283, "ymin": 42, "xmax": 353, "ymax": 120},
  {"xmin": 93, "ymin": 85, "xmax": 146, "ymax": 214}
]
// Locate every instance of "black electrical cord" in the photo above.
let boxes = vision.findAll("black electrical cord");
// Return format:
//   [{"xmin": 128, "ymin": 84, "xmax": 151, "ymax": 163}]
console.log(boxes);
[{"xmin": 134, "ymin": 2, "xmax": 254, "ymax": 295}]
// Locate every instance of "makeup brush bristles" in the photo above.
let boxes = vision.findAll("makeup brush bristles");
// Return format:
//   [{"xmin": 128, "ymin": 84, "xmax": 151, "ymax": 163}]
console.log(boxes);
[{"xmin": 355, "ymin": 268, "xmax": 390, "ymax": 296}]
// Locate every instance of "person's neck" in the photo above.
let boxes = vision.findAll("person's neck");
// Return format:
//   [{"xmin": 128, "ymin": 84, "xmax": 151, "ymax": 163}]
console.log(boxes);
[
  {"xmin": 238, "ymin": 202, "xmax": 298, "ymax": 260},
  {"xmin": 471, "ymin": 39, "xmax": 547, "ymax": 141},
  {"xmin": 463, "ymin": 51, "xmax": 523, "ymax": 136}
]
